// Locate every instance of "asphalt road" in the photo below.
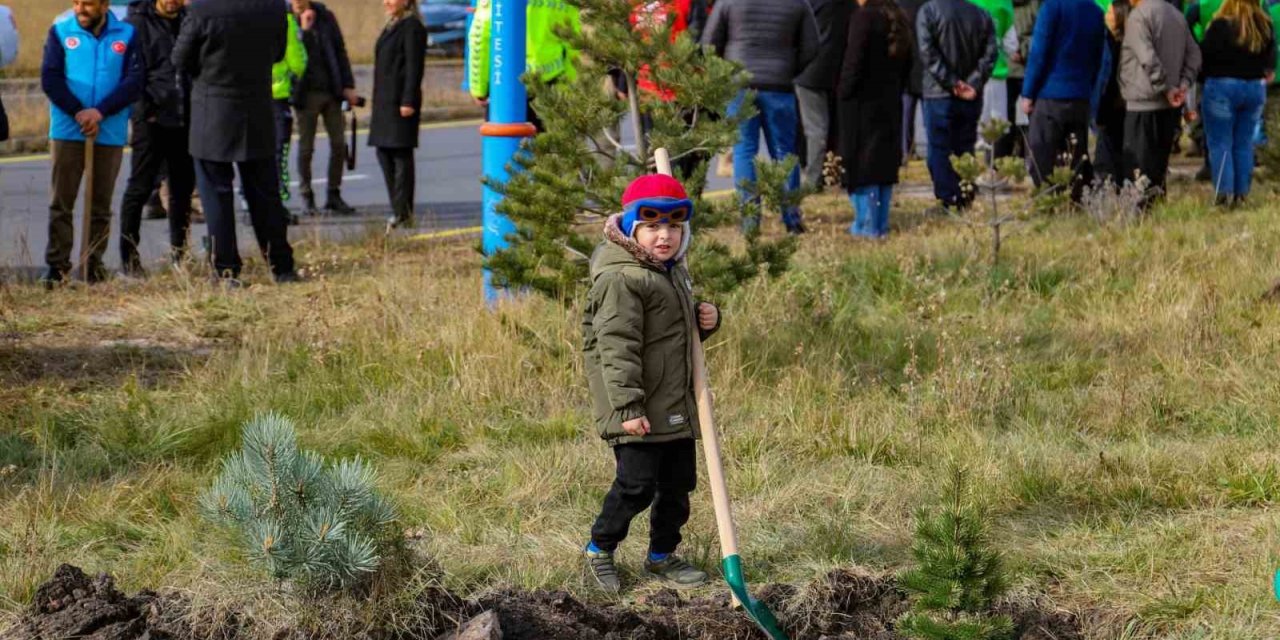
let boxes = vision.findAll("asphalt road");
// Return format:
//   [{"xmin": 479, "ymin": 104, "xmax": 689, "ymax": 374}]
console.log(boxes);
[{"xmin": 0, "ymin": 119, "xmax": 738, "ymax": 276}]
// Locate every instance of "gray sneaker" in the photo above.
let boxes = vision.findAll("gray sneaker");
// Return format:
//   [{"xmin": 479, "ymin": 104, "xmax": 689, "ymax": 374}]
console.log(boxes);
[
  {"xmin": 585, "ymin": 548, "xmax": 621, "ymax": 593},
  {"xmin": 644, "ymin": 554, "xmax": 707, "ymax": 589}
]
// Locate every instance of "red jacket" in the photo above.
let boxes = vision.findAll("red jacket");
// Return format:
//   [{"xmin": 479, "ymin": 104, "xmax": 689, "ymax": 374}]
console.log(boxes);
[{"xmin": 629, "ymin": 0, "xmax": 697, "ymax": 101}]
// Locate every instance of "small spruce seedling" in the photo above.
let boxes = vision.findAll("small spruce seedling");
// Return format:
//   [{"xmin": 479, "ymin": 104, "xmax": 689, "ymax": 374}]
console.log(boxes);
[
  {"xmin": 200, "ymin": 414, "xmax": 399, "ymax": 591},
  {"xmin": 897, "ymin": 464, "xmax": 1013, "ymax": 640}
]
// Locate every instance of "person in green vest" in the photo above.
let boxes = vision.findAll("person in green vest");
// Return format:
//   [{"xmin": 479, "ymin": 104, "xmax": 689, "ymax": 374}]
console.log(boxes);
[
  {"xmin": 970, "ymin": 0, "xmax": 1017, "ymax": 156},
  {"xmin": 272, "ymin": 12, "xmax": 307, "ymax": 209},
  {"xmin": 1187, "ymin": 0, "xmax": 1224, "ymax": 39},
  {"xmin": 468, "ymin": 0, "xmax": 581, "ymax": 132}
]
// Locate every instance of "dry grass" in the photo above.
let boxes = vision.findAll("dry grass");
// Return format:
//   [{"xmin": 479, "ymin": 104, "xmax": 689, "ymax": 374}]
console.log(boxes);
[{"xmin": 4, "ymin": 181, "xmax": 1280, "ymax": 637}]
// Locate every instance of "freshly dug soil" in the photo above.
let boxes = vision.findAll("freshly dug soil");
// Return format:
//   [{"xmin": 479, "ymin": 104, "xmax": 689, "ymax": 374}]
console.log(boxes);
[{"xmin": 4, "ymin": 564, "xmax": 1084, "ymax": 640}]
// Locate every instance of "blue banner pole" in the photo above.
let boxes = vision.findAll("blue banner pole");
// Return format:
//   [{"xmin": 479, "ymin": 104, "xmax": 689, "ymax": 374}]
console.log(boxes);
[{"xmin": 480, "ymin": 0, "xmax": 533, "ymax": 304}]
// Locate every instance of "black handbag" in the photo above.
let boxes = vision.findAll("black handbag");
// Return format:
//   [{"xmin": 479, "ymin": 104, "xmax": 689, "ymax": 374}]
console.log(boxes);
[
  {"xmin": 345, "ymin": 107, "xmax": 356, "ymax": 171},
  {"xmin": 0, "ymin": 94, "xmax": 9, "ymax": 143}
]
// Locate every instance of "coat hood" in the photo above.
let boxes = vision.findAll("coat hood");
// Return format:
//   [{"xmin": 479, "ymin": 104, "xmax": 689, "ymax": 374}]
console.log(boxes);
[{"xmin": 596, "ymin": 213, "xmax": 691, "ymax": 274}]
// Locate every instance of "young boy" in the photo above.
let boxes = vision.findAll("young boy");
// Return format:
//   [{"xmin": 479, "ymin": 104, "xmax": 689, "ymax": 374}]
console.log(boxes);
[{"xmin": 581, "ymin": 174, "xmax": 721, "ymax": 593}]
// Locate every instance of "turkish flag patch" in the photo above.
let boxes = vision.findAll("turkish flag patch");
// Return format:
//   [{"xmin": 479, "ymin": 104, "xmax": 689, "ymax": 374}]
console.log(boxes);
[{"xmin": 111, "ymin": 41, "xmax": 126, "ymax": 55}]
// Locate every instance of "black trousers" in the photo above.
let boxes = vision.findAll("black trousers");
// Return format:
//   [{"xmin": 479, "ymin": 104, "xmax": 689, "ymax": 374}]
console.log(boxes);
[
  {"xmin": 1094, "ymin": 112, "xmax": 1126, "ymax": 186},
  {"xmin": 295, "ymin": 90, "xmax": 346, "ymax": 199},
  {"xmin": 120, "ymin": 121, "xmax": 194, "ymax": 267},
  {"xmin": 1123, "ymin": 108, "xmax": 1182, "ymax": 203},
  {"xmin": 1027, "ymin": 98, "xmax": 1092, "ymax": 200},
  {"xmin": 376, "ymin": 147, "xmax": 415, "ymax": 222},
  {"xmin": 194, "ymin": 157, "xmax": 295, "ymax": 278},
  {"xmin": 995, "ymin": 77, "xmax": 1023, "ymax": 159},
  {"xmin": 590, "ymin": 439, "xmax": 697, "ymax": 555}
]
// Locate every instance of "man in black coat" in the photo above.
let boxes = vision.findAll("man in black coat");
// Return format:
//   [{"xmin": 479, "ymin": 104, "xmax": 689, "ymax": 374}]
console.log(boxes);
[
  {"xmin": 291, "ymin": 0, "xmax": 357, "ymax": 217},
  {"xmin": 795, "ymin": 0, "xmax": 851, "ymax": 189},
  {"xmin": 119, "ymin": 0, "xmax": 195, "ymax": 277},
  {"xmin": 916, "ymin": 0, "xmax": 997, "ymax": 209},
  {"xmin": 173, "ymin": 0, "xmax": 298, "ymax": 284}
]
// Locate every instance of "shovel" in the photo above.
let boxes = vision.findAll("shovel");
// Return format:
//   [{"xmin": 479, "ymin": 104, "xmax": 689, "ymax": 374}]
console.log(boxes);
[
  {"xmin": 654, "ymin": 148, "xmax": 788, "ymax": 640},
  {"xmin": 79, "ymin": 134, "xmax": 96, "ymax": 282}
]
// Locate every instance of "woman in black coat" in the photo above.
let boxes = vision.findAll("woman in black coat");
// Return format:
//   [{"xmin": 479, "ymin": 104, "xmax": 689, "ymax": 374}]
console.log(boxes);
[
  {"xmin": 837, "ymin": 0, "xmax": 913, "ymax": 238},
  {"xmin": 370, "ymin": 0, "xmax": 427, "ymax": 229}
]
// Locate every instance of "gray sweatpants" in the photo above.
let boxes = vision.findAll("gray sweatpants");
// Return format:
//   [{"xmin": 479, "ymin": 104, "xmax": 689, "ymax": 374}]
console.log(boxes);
[{"xmin": 796, "ymin": 85, "xmax": 830, "ymax": 188}]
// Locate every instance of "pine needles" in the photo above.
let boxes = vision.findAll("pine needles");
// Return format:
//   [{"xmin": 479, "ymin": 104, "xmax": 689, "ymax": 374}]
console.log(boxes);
[
  {"xmin": 898, "ymin": 464, "xmax": 1013, "ymax": 640},
  {"xmin": 200, "ymin": 414, "xmax": 399, "ymax": 591}
]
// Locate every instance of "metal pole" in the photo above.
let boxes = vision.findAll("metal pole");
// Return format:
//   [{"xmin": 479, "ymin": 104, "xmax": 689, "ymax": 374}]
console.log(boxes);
[{"xmin": 480, "ymin": 0, "xmax": 534, "ymax": 303}]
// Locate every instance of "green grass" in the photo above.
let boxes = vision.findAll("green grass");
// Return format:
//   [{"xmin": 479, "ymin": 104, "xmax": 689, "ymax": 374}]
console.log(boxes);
[{"xmin": 5, "ymin": 183, "xmax": 1280, "ymax": 637}]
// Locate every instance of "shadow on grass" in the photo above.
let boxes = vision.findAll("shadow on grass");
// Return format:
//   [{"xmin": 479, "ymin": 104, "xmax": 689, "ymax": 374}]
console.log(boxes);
[{"xmin": 0, "ymin": 342, "xmax": 211, "ymax": 392}]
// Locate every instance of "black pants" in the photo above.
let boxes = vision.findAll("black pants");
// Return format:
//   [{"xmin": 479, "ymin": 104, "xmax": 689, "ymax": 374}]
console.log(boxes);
[
  {"xmin": 1027, "ymin": 98, "xmax": 1092, "ymax": 200},
  {"xmin": 590, "ymin": 439, "xmax": 697, "ymax": 555},
  {"xmin": 295, "ymin": 90, "xmax": 346, "ymax": 200},
  {"xmin": 995, "ymin": 77, "xmax": 1023, "ymax": 159},
  {"xmin": 194, "ymin": 157, "xmax": 295, "ymax": 278},
  {"xmin": 1123, "ymin": 108, "xmax": 1182, "ymax": 204},
  {"xmin": 120, "ymin": 121, "xmax": 194, "ymax": 267},
  {"xmin": 376, "ymin": 147, "xmax": 415, "ymax": 222},
  {"xmin": 1094, "ymin": 112, "xmax": 1126, "ymax": 186}
]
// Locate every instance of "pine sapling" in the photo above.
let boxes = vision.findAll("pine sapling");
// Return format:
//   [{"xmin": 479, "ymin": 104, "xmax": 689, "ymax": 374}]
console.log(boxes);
[
  {"xmin": 949, "ymin": 119, "xmax": 1030, "ymax": 266},
  {"xmin": 484, "ymin": 0, "xmax": 798, "ymax": 302},
  {"xmin": 897, "ymin": 464, "xmax": 1013, "ymax": 640},
  {"xmin": 200, "ymin": 414, "xmax": 399, "ymax": 591}
]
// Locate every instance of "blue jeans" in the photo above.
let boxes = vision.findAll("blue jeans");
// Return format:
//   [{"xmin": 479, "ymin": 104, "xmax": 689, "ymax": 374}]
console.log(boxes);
[
  {"xmin": 849, "ymin": 185, "xmax": 892, "ymax": 238},
  {"xmin": 922, "ymin": 97, "xmax": 981, "ymax": 207},
  {"xmin": 1203, "ymin": 77, "xmax": 1266, "ymax": 198},
  {"xmin": 728, "ymin": 91, "xmax": 803, "ymax": 230}
]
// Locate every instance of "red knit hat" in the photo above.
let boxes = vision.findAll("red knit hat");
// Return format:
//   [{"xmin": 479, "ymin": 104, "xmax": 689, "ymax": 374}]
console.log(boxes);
[
  {"xmin": 621, "ymin": 174, "xmax": 689, "ymax": 206},
  {"xmin": 619, "ymin": 175, "xmax": 694, "ymax": 238}
]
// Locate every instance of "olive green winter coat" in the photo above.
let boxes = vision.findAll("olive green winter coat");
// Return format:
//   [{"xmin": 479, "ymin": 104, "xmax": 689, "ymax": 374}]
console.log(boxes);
[{"xmin": 582, "ymin": 215, "xmax": 718, "ymax": 446}]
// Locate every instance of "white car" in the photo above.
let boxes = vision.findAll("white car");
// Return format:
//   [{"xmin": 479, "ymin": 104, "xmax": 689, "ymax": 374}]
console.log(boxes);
[{"xmin": 0, "ymin": 5, "xmax": 18, "ymax": 70}]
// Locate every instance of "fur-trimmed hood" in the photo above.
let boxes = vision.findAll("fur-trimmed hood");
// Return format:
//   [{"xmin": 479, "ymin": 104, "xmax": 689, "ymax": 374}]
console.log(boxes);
[{"xmin": 600, "ymin": 213, "xmax": 691, "ymax": 271}]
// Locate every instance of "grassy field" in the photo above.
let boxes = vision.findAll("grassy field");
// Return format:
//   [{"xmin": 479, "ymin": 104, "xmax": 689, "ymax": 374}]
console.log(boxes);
[
  {"xmin": 4, "ymin": 181, "xmax": 1280, "ymax": 638},
  {"xmin": 0, "ymin": 0, "xmax": 431, "ymax": 77}
]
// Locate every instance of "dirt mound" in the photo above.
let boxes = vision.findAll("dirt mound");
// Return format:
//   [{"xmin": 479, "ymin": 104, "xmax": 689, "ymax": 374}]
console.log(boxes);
[
  {"xmin": 7, "ymin": 564, "xmax": 193, "ymax": 640},
  {"xmin": 5, "ymin": 566, "xmax": 1085, "ymax": 640}
]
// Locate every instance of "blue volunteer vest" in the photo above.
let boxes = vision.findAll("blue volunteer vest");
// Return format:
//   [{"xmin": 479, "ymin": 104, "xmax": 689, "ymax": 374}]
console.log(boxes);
[{"xmin": 48, "ymin": 12, "xmax": 135, "ymax": 146}]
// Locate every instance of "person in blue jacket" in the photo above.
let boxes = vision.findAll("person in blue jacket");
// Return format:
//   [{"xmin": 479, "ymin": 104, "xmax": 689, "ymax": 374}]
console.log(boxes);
[
  {"xmin": 40, "ymin": 0, "xmax": 144, "ymax": 287},
  {"xmin": 1018, "ymin": 0, "xmax": 1105, "ymax": 202}
]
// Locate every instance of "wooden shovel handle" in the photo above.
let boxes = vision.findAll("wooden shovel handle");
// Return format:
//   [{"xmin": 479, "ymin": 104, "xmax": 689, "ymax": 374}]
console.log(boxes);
[
  {"xmin": 80, "ymin": 135, "xmax": 96, "ymax": 282},
  {"xmin": 653, "ymin": 147, "xmax": 744, "ymax": 561}
]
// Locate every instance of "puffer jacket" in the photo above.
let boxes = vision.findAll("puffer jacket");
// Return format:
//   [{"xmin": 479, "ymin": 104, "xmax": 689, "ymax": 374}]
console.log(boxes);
[
  {"xmin": 701, "ymin": 0, "xmax": 820, "ymax": 93},
  {"xmin": 916, "ymin": 0, "xmax": 997, "ymax": 98},
  {"xmin": 582, "ymin": 215, "xmax": 719, "ymax": 447}
]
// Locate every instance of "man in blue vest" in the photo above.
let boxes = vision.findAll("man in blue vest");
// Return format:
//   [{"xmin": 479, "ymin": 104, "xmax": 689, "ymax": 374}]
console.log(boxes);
[{"xmin": 40, "ymin": 0, "xmax": 144, "ymax": 287}]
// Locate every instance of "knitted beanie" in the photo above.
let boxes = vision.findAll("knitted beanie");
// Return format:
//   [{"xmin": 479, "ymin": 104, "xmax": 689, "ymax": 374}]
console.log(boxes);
[{"xmin": 618, "ymin": 174, "xmax": 694, "ymax": 238}]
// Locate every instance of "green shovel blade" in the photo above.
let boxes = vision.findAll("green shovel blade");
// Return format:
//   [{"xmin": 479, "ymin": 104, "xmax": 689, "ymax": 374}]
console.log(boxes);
[{"xmin": 721, "ymin": 555, "xmax": 788, "ymax": 640}]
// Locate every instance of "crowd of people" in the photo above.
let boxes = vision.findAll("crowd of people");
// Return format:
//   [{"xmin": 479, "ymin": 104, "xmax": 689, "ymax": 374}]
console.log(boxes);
[
  {"xmin": 591, "ymin": 0, "xmax": 1278, "ymax": 240},
  {"xmin": 28, "ymin": 0, "xmax": 1280, "ymax": 287},
  {"xmin": 36, "ymin": 0, "xmax": 426, "ymax": 287}
]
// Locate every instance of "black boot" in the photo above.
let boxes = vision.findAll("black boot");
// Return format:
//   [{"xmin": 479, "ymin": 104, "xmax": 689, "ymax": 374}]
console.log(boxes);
[
  {"xmin": 300, "ymin": 192, "xmax": 320, "ymax": 217},
  {"xmin": 324, "ymin": 190, "xmax": 356, "ymax": 216}
]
